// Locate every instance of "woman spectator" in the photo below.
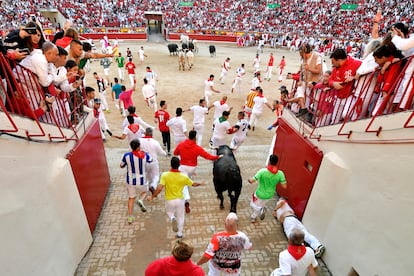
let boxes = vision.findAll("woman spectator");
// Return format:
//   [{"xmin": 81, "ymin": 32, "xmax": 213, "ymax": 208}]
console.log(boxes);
[{"xmin": 55, "ymin": 27, "xmax": 79, "ymax": 49}]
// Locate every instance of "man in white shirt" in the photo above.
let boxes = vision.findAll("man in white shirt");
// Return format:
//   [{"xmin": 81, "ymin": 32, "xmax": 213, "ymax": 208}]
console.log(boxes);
[
  {"xmin": 187, "ymin": 99, "xmax": 209, "ymax": 145},
  {"xmin": 142, "ymin": 78, "xmax": 157, "ymax": 111},
  {"xmin": 208, "ymin": 95, "xmax": 233, "ymax": 121},
  {"xmin": 251, "ymin": 72, "xmax": 262, "ymax": 90},
  {"xmin": 20, "ymin": 41, "xmax": 58, "ymax": 88},
  {"xmin": 144, "ymin": 66, "xmax": 157, "ymax": 89},
  {"xmin": 231, "ymin": 63, "xmax": 246, "ymax": 93},
  {"xmin": 139, "ymin": 127, "xmax": 167, "ymax": 194},
  {"xmin": 273, "ymin": 197, "xmax": 326, "ymax": 258},
  {"xmin": 204, "ymin": 74, "xmax": 220, "ymax": 105},
  {"xmin": 113, "ymin": 115, "xmax": 144, "ymax": 145},
  {"xmin": 122, "ymin": 105, "xmax": 154, "ymax": 130},
  {"xmin": 230, "ymin": 111, "xmax": 250, "ymax": 153},
  {"xmin": 250, "ymin": 88, "xmax": 273, "ymax": 131},
  {"xmin": 252, "ymin": 53, "xmax": 261, "ymax": 73},
  {"xmin": 93, "ymin": 72, "xmax": 109, "ymax": 111},
  {"xmin": 211, "ymin": 111, "xmax": 233, "ymax": 149},
  {"xmin": 138, "ymin": 46, "xmax": 147, "ymax": 65},
  {"xmin": 166, "ymin": 107, "xmax": 188, "ymax": 146},
  {"xmin": 219, "ymin": 57, "xmax": 231, "ymax": 84},
  {"xmin": 270, "ymin": 228, "xmax": 318, "ymax": 276}
]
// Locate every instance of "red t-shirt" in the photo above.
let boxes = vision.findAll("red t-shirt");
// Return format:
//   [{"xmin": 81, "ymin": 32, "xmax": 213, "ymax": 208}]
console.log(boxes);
[
  {"xmin": 125, "ymin": 61, "xmax": 136, "ymax": 74},
  {"xmin": 329, "ymin": 56, "xmax": 362, "ymax": 99},
  {"xmin": 174, "ymin": 139, "xmax": 218, "ymax": 166},
  {"xmin": 375, "ymin": 58, "xmax": 401, "ymax": 93},
  {"xmin": 145, "ymin": 256, "xmax": 204, "ymax": 276},
  {"xmin": 155, "ymin": 109, "xmax": 170, "ymax": 132},
  {"xmin": 119, "ymin": 89, "xmax": 134, "ymax": 109},
  {"xmin": 268, "ymin": 55, "xmax": 274, "ymax": 66}
]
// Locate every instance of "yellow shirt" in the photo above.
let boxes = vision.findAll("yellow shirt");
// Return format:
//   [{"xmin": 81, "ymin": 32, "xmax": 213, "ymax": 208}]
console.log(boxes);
[{"xmin": 160, "ymin": 170, "xmax": 193, "ymax": 200}]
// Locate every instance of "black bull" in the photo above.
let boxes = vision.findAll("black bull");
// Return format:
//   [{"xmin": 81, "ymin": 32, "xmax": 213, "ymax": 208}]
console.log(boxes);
[
  {"xmin": 213, "ymin": 145, "xmax": 242, "ymax": 213},
  {"xmin": 167, "ymin": 43, "xmax": 179, "ymax": 55}
]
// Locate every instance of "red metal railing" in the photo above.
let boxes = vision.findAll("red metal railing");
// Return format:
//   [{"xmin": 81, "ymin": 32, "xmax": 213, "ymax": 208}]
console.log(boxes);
[
  {"xmin": 0, "ymin": 53, "xmax": 87, "ymax": 141},
  {"xmin": 303, "ymin": 55, "xmax": 414, "ymax": 139}
]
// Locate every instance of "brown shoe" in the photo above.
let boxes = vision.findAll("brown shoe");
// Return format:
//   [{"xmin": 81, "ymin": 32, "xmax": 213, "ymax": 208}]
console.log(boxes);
[{"xmin": 185, "ymin": 202, "xmax": 191, "ymax": 213}]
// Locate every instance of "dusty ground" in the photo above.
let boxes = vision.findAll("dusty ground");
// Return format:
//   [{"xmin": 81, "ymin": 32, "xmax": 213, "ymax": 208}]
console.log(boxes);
[{"xmin": 83, "ymin": 40, "xmax": 303, "ymax": 150}]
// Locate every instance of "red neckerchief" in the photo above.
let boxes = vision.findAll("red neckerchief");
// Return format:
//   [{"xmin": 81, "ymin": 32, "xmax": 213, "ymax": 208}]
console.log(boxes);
[
  {"xmin": 93, "ymin": 108, "xmax": 99, "ymax": 118},
  {"xmin": 132, "ymin": 113, "xmax": 138, "ymax": 117},
  {"xmin": 128, "ymin": 124, "xmax": 140, "ymax": 134},
  {"xmin": 220, "ymin": 100, "xmax": 225, "ymax": 105},
  {"xmin": 147, "ymin": 69, "xmax": 152, "ymax": 72},
  {"xmin": 143, "ymin": 135, "xmax": 152, "ymax": 138},
  {"xmin": 132, "ymin": 150, "xmax": 145, "ymax": 159},
  {"xmin": 267, "ymin": 165, "xmax": 278, "ymax": 174},
  {"xmin": 287, "ymin": 245, "xmax": 307, "ymax": 260},
  {"xmin": 170, "ymin": 169, "xmax": 180, "ymax": 172}
]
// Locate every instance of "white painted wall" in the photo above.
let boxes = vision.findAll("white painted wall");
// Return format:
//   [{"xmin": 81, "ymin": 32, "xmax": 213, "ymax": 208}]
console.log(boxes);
[
  {"xmin": 0, "ymin": 138, "xmax": 92, "ymax": 276},
  {"xmin": 293, "ymin": 112, "xmax": 414, "ymax": 275}
]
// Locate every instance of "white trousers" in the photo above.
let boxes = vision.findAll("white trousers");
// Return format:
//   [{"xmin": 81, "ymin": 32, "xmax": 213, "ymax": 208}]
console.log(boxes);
[
  {"xmin": 266, "ymin": 65, "xmax": 273, "ymax": 79},
  {"xmin": 230, "ymin": 136, "xmax": 246, "ymax": 153},
  {"xmin": 249, "ymin": 111, "xmax": 263, "ymax": 128},
  {"xmin": 220, "ymin": 69, "xmax": 228, "ymax": 83},
  {"xmin": 100, "ymin": 91, "xmax": 109, "ymax": 111},
  {"xmin": 118, "ymin": 67, "xmax": 124, "ymax": 81},
  {"xmin": 250, "ymin": 193, "xmax": 271, "ymax": 219},
  {"xmin": 283, "ymin": 216, "xmax": 322, "ymax": 250},
  {"xmin": 179, "ymin": 165, "xmax": 196, "ymax": 201},
  {"xmin": 204, "ymin": 91, "xmax": 212, "ymax": 105},
  {"xmin": 165, "ymin": 198, "xmax": 185, "ymax": 236},
  {"xmin": 173, "ymin": 135, "xmax": 186, "ymax": 147},
  {"xmin": 128, "ymin": 73, "xmax": 135, "ymax": 87},
  {"xmin": 193, "ymin": 123, "xmax": 204, "ymax": 145},
  {"xmin": 232, "ymin": 76, "xmax": 243, "ymax": 92},
  {"xmin": 146, "ymin": 161, "xmax": 160, "ymax": 190}
]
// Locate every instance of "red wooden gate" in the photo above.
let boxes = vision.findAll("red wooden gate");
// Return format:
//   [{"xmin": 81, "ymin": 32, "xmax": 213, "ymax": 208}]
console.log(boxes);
[{"xmin": 274, "ymin": 118, "xmax": 323, "ymax": 219}]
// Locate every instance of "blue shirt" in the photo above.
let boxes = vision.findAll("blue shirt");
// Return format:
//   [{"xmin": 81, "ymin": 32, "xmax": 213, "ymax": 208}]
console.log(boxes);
[{"xmin": 112, "ymin": 83, "xmax": 122, "ymax": 99}]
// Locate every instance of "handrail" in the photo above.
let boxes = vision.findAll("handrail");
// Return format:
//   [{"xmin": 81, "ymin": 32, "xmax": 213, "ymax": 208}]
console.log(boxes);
[
  {"xmin": 306, "ymin": 55, "xmax": 414, "ymax": 140},
  {"xmin": 0, "ymin": 53, "xmax": 87, "ymax": 142}
]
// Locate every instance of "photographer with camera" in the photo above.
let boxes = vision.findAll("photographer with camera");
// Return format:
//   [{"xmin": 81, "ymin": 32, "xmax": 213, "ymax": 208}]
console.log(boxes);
[{"xmin": 1, "ymin": 22, "xmax": 44, "ymax": 61}]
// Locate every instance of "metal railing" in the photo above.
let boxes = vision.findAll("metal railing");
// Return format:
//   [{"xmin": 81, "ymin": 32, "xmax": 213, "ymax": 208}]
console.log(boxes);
[
  {"xmin": 0, "ymin": 53, "xmax": 87, "ymax": 142},
  {"xmin": 290, "ymin": 55, "xmax": 414, "ymax": 139}
]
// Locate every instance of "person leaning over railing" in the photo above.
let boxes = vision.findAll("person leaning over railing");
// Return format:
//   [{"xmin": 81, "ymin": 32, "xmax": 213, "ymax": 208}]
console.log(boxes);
[
  {"xmin": 390, "ymin": 24, "xmax": 414, "ymax": 111},
  {"xmin": 14, "ymin": 41, "xmax": 58, "ymax": 121},
  {"xmin": 370, "ymin": 44, "xmax": 402, "ymax": 116}
]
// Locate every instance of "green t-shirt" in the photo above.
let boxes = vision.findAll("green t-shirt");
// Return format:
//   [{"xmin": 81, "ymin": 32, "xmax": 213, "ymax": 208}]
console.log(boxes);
[
  {"xmin": 254, "ymin": 168, "xmax": 286, "ymax": 200},
  {"xmin": 116, "ymin": 56, "xmax": 125, "ymax": 68},
  {"xmin": 160, "ymin": 171, "xmax": 193, "ymax": 200}
]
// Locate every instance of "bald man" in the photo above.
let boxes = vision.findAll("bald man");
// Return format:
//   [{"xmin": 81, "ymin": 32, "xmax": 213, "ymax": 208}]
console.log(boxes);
[{"xmin": 197, "ymin": 212, "xmax": 252, "ymax": 275}]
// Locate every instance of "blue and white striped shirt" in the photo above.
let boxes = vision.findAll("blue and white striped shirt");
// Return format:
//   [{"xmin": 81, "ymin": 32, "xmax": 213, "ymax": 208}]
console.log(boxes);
[{"xmin": 121, "ymin": 151, "xmax": 152, "ymax": 186}]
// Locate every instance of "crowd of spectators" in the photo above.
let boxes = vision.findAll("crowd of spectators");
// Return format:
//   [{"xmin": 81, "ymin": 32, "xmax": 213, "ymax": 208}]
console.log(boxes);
[{"xmin": 0, "ymin": 0, "xmax": 413, "ymax": 42}]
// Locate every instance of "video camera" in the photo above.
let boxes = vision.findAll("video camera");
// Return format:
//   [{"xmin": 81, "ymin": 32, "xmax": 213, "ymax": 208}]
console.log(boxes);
[{"xmin": 23, "ymin": 27, "xmax": 37, "ymax": 35}]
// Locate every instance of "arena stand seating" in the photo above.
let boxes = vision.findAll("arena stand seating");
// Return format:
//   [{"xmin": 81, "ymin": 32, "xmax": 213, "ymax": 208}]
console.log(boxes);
[{"xmin": 0, "ymin": 0, "xmax": 412, "ymax": 42}]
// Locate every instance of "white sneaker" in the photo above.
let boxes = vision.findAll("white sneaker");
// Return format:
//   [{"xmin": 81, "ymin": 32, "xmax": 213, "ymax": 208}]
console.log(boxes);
[
  {"xmin": 137, "ymin": 199, "xmax": 147, "ymax": 212},
  {"xmin": 259, "ymin": 207, "xmax": 266, "ymax": 220},
  {"xmin": 171, "ymin": 217, "xmax": 178, "ymax": 232},
  {"xmin": 315, "ymin": 245, "xmax": 325, "ymax": 258}
]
